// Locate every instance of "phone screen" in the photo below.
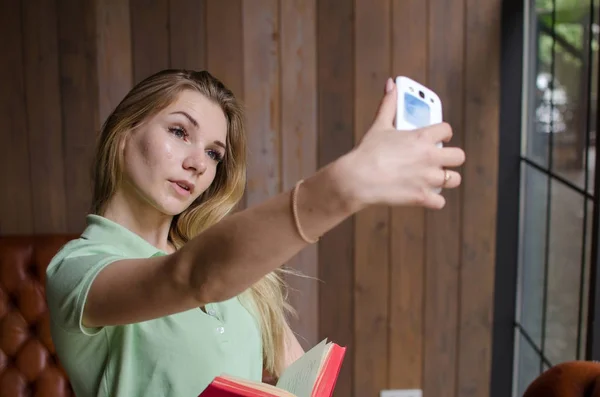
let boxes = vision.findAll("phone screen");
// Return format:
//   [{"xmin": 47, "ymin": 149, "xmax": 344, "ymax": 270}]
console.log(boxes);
[{"xmin": 403, "ymin": 92, "xmax": 431, "ymax": 128}]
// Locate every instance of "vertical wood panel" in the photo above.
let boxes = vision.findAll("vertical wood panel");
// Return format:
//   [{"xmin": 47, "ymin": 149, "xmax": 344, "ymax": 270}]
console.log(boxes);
[
  {"xmin": 57, "ymin": 0, "xmax": 99, "ymax": 233},
  {"xmin": 130, "ymin": 0, "xmax": 169, "ymax": 84},
  {"xmin": 389, "ymin": 0, "xmax": 428, "ymax": 389},
  {"xmin": 169, "ymin": 0, "xmax": 206, "ymax": 71},
  {"xmin": 458, "ymin": 0, "xmax": 501, "ymax": 395},
  {"xmin": 242, "ymin": 1, "xmax": 280, "ymax": 208},
  {"xmin": 22, "ymin": 0, "xmax": 67, "ymax": 233},
  {"xmin": 205, "ymin": 0, "xmax": 244, "ymax": 208},
  {"xmin": 96, "ymin": 0, "xmax": 133, "ymax": 124},
  {"xmin": 280, "ymin": 0, "xmax": 319, "ymax": 349},
  {"xmin": 0, "ymin": 0, "xmax": 33, "ymax": 234},
  {"xmin": 354, "ymin": 0, "xmax": 391, "ymax": 395},
  {"xmin": 205, "ymin": 0, "xmax": 243, "ymax": 97},
  {"xmin": 423, "ymin": 0, "xmax": 465, "ymax": 396},
  {"xmin": 316, "ymin": 0, "xmax": 355, "ymax": 394}
]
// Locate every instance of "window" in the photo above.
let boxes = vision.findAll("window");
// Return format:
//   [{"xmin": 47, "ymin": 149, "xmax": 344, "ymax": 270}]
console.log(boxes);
[{"xmin": 513, "ymin": 0, "xmax": 598, "ymax": 395}]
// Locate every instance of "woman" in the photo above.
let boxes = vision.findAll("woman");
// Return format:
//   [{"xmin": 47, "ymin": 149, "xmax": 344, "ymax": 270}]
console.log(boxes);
[{"xmin": 46, "ymin": 69, "xmax": 464, "ymax": 397}]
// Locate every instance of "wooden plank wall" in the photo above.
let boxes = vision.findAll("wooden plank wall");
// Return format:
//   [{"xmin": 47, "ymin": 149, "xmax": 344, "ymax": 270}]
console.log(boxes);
[{"xmin": 0, "ymin": 0, "xmax": 501, "ymax": 396}]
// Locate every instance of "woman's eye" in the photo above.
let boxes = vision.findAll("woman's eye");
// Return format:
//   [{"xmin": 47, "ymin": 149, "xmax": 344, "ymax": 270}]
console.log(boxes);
[
  {"xmin": 169, "ymin": 126, "xmax": 187, "ymax": 139},
  {"xmin": 207, "ymin": 150, "xmax": 224, "ymax": 162}
]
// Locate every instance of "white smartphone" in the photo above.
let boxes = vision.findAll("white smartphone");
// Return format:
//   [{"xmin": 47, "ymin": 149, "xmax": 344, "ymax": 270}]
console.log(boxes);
[
  {"xmin": 394, "ymin": 76, "xmax": 443, "ymax": 139},
  {"xmin": 395, "ymin": 76, "xmax": 444, "ymax": 193}
]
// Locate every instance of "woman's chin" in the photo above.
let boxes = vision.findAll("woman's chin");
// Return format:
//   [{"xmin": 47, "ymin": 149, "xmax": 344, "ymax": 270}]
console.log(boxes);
[
  {"xmin": 161, "ymin": 204, "xmax": 191, "ymax": 216},
  {"xmin": 152, "ymin": 197, "xmax": 192, "ymax": 217}
]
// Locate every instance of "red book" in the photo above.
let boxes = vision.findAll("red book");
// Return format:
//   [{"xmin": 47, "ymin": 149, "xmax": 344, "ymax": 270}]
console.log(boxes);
[{"xmin": 199, "ymin": 339, "xmax": 346, "ymax": 397}]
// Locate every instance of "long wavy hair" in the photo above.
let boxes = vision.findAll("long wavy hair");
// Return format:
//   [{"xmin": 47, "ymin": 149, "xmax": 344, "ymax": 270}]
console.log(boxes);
[{"xmin": 90, "ymin": 69, "xmax": 293, "ymax": 377}]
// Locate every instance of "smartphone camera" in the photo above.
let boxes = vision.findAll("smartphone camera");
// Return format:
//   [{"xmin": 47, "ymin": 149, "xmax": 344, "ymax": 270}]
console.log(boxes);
[{"xmin": 403, "ymin": 90, "xmax": 431, "ymax": 129}]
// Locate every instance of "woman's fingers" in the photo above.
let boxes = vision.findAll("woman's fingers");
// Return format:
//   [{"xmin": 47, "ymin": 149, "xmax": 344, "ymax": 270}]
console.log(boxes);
[
  {"xmin": 414, "ymin": 123, "xmax": 465, "ymax": 168},
  {"xmin": 419, "ymin": 169, "xmax": 460, "ymax": 208},
  {"xmin": 421, "ymin": 189, "xmax": 447, "ymax": 209},
  {"xmin": 438, "ymin": 169, "xmax": 462, "ymax": 189},
  {"xmin": 419, "ymin": 122, "xmax": 453, "ymax": 143},
  {"xmin": 437, "ymin": 147, "xmax": 466, "ymax": 168},
  {"xmin": 425, "ymin": 169, "xmax": 462, "ymax": 190}
]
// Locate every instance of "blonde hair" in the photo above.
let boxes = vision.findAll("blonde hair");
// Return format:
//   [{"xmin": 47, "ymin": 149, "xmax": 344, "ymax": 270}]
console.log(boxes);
[{"xmin": 91, "ymin": 69, "xmax": 293, "ymax": 377}]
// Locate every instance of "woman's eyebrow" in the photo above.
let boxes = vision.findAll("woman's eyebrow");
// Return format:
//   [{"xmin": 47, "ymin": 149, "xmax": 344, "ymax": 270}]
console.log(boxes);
[{"xmin": 170, "ymin": 111, "xmax": 198, "ymax": 128}]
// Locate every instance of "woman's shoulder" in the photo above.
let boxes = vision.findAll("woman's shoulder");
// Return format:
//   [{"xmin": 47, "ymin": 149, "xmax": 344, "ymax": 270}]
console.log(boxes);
[
  {"xmin": 47, "ymin": 237, "xmax": 124, "ymax": 273},
  {"xmin": 46, "ymin": 237, "xmax": 126, "ymax": 281}
]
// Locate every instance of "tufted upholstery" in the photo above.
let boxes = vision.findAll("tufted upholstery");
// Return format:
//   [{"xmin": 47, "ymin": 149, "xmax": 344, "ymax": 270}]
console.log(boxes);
[
  {"xmin": 0, "ymin": 235, "xmax": 77, "ymax": 397},
  {"xmin": 523, "ymin": 361, "xmax": 600, "ymax": 397}
]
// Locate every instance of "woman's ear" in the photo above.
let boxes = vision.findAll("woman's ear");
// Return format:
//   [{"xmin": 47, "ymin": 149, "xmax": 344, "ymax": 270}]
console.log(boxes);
[{"xmin": 119, "ymin": 132, "xmax": 130, "ymax": 153}]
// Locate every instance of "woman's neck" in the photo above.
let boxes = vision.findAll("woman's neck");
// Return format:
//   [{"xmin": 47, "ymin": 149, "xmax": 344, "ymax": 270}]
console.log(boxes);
[{"xmin": 101, "ymin": 189, "xmax": 175, "ymax": 254}]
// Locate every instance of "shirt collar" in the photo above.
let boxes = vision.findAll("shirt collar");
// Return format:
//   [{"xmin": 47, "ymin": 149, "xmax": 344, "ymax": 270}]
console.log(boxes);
[{"xmin": 81, "ymin": 214, "xmax": 167, "ymax": 258}]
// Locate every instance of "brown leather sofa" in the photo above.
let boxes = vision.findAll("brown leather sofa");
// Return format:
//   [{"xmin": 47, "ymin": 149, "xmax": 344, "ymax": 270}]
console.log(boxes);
[
  {"xmin": 0, "ymin": 235, "xmax": 77, "ymax": 397},
  {"xmin": 522, "ymin": 360, "xmax": 600, "ymax": 397}
]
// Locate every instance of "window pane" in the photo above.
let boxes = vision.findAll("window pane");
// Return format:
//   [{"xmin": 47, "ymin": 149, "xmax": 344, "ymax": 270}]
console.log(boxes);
[
  {"xmin": 551, "ymin": 0, "xmax": 596, "ymax": 193},
  {"xmin": 544, "ymin": 181, "xmax": 588, "ymax": 364},
  {"xmin": 523, "ymin": 0, "xmax": 597, "ymax": 195},
  {"xmin": 589, "ymin": 6, "xmax": 598, "ymax": 196},
  {"xmin": 578, "ymin": 199, "xmax": 594, "ymax": 359},
  {"xmin": 514, "ymin": 331, "xmax": 543, "ymax": 397},
  {"xmin": 517, "ymin": 164, "xmax": 549, "ymax": 346},
  {"xmin": 522, "ymin": 0, "xmax": 549, "ymax": 167}
]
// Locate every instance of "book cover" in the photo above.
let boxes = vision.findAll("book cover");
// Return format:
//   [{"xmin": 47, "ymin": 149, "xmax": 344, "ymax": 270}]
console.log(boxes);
[{"xmin": 199, "ymin": 339, "xmax": 346, "ymax": 397}]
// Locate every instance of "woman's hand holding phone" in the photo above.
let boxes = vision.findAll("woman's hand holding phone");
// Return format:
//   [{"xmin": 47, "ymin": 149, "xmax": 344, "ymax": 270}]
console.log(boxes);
[{"xmin": 333, "ymin": 78, "xmax": 465, "ymax": 211}]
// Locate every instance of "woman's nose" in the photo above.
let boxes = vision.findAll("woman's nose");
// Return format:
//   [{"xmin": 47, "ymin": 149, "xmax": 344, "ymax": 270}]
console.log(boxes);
[{"xmin": 182, "ymin": 148, "xmax": 207, "ymax": 174}]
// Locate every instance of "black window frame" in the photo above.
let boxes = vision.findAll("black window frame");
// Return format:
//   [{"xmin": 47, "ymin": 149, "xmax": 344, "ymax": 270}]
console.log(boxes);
[{"xmin": 491, "ymin": 1, "xmax": 525, "ymax": 396}]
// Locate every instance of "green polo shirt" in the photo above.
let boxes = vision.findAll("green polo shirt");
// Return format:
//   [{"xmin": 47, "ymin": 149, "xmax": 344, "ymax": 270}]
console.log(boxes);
[{"xmin": 46, "ymin": 215, "xmax": 263, "ymax": 397}]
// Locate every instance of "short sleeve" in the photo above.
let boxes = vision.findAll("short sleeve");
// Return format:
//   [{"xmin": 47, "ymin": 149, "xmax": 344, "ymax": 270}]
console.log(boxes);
[{"xmin": 46, "ymin": 253, "xmax": 125, "ymax": 336}]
